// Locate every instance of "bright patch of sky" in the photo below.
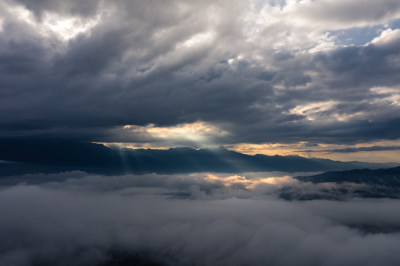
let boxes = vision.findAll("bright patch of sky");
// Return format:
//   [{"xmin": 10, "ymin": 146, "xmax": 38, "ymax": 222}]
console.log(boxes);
[{"xmin": 328, "ymin": 20, "xmax": 400, "ymax": 47}]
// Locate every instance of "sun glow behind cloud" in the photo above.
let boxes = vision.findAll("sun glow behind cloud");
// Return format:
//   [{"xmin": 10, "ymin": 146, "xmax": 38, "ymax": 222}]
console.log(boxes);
[
  {"xmin": 4, "ymin": 2, "xmax": 99, "ymax": 42},
  {"xmin": 99, "ymin": 119, "xmax": 400, "ymax": 163},
  {"xmin": 141, "ymin": 122, "xmax": 227, "ymax": 142},
  {"xmin": 101, "ymin": 122, "xmax": 230, "ymax": 149},
  {"xmin": 42, "ymin": 13, "xmax": 99, "ymax": 41}
]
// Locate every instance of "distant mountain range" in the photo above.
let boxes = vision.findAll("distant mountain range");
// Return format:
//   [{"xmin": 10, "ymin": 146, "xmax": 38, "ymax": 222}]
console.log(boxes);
[
  {"xmin": 0, "ymin": 139, "xmax": 398, "ymax": 176},
  {"xmin": 290, "ymin": 167, "xmax": 400, "ymax": 200},
  {"xmin": 296, "ymin": 166, "xmax": 400, "ymax": 185}
]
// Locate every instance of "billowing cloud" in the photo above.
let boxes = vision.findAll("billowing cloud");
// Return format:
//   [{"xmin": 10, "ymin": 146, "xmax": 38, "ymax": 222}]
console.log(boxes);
[
  {"xmin": 1, "ymin": 0, "xmax": 400, "ymax": 150},
  {"xmin": 1, "ymin": 171, "xmax": 400, "ymax": 265}
]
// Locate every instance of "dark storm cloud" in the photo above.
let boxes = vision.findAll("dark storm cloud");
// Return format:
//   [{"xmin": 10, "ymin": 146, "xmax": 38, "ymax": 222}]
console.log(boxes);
[
  {"xmin": 234, "ymin": 32, "xmax": 400, "ymax": 144},
  {"xmin": 12, "ymin": 0, "xmax": 101, "ymax": 18},
  {"xmin": 1, "ymin": 0, "xmax": 400, "ymax": 145},
  {"xmin": 0, "ymin": 0, "xmax": 261, "ymax": 139},
  {"xmin": 1, "ymin": 172, "xmax": 400, "ymax": 265},
  {"xmin": 313, "ymin": 36, "xmax": 400, "ymax": 90}
]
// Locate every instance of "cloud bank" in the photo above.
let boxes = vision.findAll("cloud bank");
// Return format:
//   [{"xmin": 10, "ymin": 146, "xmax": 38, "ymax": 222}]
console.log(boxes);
[
  {"xmin": 1, "ymin": 0, "xmax": 400, "ymax": 148},
  {"xmin": 1, "ymin": 171, "xmax": 400, "ymax": 265}
]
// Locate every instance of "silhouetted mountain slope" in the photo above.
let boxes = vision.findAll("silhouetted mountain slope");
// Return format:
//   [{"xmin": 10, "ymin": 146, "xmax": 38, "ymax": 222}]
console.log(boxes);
[
  {"xmin": 0, "ymin": 139, "xmax": 397, "ymax": 176},
  {"xmin": 292, "ymin": 167, "xmax": 400, "ymax": 199},
  {"xmin": 296, "ymin": 167, "xmax": 400, "ymax": 185}
]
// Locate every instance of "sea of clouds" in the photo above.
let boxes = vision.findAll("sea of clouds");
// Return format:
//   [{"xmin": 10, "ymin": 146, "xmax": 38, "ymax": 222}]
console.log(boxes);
[{"xmin": 1, "ymin": 171, "xmax": 400, "ymax": 266}]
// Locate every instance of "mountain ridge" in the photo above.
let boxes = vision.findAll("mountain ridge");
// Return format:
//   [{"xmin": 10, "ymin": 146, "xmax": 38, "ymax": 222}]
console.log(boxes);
[{"xmin": 0, "ymin": 139, "xmax": 397, "ymax": 176}]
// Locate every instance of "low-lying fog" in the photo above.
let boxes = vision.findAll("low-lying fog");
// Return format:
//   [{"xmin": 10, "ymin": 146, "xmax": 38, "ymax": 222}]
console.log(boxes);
[{"xmin": 1, "ymin": 171, "xmax": 400, "ymax": 266}]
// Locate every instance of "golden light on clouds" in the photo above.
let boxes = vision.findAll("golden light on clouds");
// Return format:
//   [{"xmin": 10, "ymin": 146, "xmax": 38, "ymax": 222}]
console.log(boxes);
[
  {"xmin": 203, "ymin": 173, "xmax": 298, "ymax": 190},
  {"xmin": 126, "ymin": 121, "xmax": 228, "ymax": 142},
  {"xmin": 323, "ymin": 150, "xmax": 400, "ymax": 163},
  {"xmin": 102, "ymin": 120, "xmax": 400, "ymax": 163},
  {"xmin": 229, "ymin": 140, "xmax": 400, "ymax": 163},
  {"xmin": 101, "ymin": 122, "xmax": 230, "ymax": 149},
  {"xmin": 227, "ymin": 142, "xmax": 309, "ymax": 157}
]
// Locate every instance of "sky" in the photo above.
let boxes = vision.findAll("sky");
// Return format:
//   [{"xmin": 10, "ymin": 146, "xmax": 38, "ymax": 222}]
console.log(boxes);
[{"xmin": 2, "ymin": 0, "xmax": 400, "ymax": 162}]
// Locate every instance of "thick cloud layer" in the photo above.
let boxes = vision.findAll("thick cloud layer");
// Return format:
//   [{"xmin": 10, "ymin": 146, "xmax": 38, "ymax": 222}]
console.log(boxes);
[
  {"xmin": 1, "ymin": 0, "xmax": 400, "ymax": 146},
  {"xmin": 1, "ymin": 172, "xmax": 400, "ymax": 265}
]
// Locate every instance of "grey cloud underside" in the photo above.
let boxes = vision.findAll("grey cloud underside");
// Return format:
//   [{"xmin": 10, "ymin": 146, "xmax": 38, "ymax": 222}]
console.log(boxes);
[
  {"xmin": 1, "ymin": 0, "xmax": 400, "ymax": 144},
  {"xmin": 2, "ymin": 172, "xmax": 400, "ymax": 265},
  {"xmin": 296, "ymin": 0, "xmax": 400, "ymax": 26},
  {"xmin": 301, "ymin": 145, "xmax": 400, "ymax": 153}
]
